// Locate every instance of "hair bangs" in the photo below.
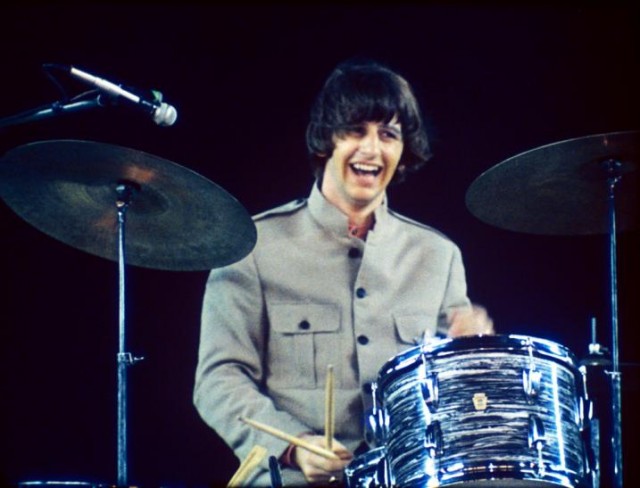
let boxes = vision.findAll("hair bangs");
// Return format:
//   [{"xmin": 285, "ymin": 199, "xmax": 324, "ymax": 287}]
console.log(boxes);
[{"xmin": 334, "ymin": 72, "xmax": 405, "ymax": 127}]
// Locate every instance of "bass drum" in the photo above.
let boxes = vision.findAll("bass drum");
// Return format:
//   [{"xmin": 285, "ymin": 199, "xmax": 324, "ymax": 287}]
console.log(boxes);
[{"xmin": 374, "ymin": 335, "xmax": 593, "ymax": 487}]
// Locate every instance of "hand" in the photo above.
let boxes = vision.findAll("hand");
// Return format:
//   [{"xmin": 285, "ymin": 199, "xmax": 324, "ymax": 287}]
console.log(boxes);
[
  {"xmin": 447, "ymin": 304, "xmax": 495, "ymax": 338},
  {"xmin": 293, "ymin": 434, "xmax": 353, "ymax": 485}
]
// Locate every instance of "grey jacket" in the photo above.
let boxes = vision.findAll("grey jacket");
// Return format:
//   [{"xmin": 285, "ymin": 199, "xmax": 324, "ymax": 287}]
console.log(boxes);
[{"xmin": 193, "ymin": 183, "xmax": 471, "ymax": 485}]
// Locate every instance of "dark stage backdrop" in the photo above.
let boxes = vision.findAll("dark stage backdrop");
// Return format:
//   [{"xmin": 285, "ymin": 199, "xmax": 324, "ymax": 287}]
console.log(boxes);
[{"xmin": 1, "ymin": 4, "xmax": 638, "ymax": 488}]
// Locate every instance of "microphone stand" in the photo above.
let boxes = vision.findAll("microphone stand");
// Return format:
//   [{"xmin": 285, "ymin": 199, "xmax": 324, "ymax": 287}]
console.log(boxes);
[
  {"xmin": 0, "ymin": 98, "xmax": 102, "ymax": 129},
  {"xmin": 1, "ymin": 103, "xmax": 144, "ymax": 488}
]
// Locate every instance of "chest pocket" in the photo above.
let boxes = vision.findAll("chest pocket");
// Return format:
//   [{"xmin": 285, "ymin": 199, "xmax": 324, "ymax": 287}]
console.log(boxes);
[{"xmin": 268, "ymin": 303, "xmax": 341, "ymax": 389}]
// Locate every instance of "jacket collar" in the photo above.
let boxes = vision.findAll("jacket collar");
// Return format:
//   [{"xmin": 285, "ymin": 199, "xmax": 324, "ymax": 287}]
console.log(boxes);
[{"xmin": 307, "ymin": 181, "xmax": 389, "ymax": 240}]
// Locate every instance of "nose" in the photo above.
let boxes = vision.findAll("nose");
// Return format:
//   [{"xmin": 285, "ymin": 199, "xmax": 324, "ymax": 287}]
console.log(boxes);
[{"xmin": 358, "ymin": 130, "xmax": 382, "ymax": 158}]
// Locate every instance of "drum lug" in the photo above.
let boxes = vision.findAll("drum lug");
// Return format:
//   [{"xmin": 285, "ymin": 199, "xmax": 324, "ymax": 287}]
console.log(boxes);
[
  {"xmin": 421, "ymin": 373, "xmax": 439, "ymax": 411},
  {"xmin": 528, "ymin": 414, "xmax": 547, "ymax": 448},
  {"xmin": 424, "ymin": 420, "xmax": 443, "ymax": 457},
  {"xmin": 528, "ymin": 414, "xmax": 547, "ymax": 477},
  {"xmin": 364, "ymin": 406, "xmax": 388, "ymax": 448},
  {"xmin": 522, "ymin": 367, "xmax": 542, "ymax": 400}
]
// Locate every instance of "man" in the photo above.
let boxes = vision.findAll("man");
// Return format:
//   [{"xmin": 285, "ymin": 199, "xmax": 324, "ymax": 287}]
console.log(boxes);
[{"xmin": 194, "ymin": 60, "xmax": 493, "ymax": 486}]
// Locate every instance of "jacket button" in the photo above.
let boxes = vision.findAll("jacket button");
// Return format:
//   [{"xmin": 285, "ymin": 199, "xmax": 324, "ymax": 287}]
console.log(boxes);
[
  {"xmin": 299, "ymin": 320, "xmax": 310, "ymax": 330},
  {"xmin": 356, "ymin": 287, "xmax": 366, "ymax": 298},
  {"xmin": 357, "ymin": 335, "xmax": 369, "ymax": 345},
  {"xmin": 348, "ymin": 248, "xmax": 361, "ymax": 259}
]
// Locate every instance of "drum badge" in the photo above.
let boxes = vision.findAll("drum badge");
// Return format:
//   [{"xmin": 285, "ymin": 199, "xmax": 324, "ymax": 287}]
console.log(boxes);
[{"xmin": 472, "ymin": 392, "xmax": 488, "ymax": 411}]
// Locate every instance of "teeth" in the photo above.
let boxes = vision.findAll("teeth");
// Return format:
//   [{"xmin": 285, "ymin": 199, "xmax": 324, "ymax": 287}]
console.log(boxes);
[{"xmin": 351, "ymin": 163, "xmax": 382, "ymax": 175}]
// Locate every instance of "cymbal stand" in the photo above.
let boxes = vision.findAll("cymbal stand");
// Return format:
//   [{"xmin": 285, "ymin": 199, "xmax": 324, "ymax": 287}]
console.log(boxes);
[
  {"xmin": 603, "ymin": 159, "xmax": 623, "ymax": 488},
  {"xmin": 115, "ymin": 183, "xmax": 144, "ymax": 487},
  {"xmin": 581, "ymin": 316, "xmax": 611, "ymax": 488}
]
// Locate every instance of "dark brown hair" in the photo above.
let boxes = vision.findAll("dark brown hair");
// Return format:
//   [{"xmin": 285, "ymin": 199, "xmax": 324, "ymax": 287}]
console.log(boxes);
[{"xmin": 306, "ymin": 60, "xmax": 432, "ymax": 183}]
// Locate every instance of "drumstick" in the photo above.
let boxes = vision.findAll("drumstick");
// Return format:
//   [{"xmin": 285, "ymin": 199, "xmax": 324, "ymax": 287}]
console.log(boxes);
[
  {"xmin": 227, "ymin": 444, "xmax": 267, "ymax": 487},
  {"xmin": 239, "ymin": 416, "xmax": 339, "ymax": 460},
  {"xmin": 324, "ymin": 364, "xmax": 335, "ymax": 450}
]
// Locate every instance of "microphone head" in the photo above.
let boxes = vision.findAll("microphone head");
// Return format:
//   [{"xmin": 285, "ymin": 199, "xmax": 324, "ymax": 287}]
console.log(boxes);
[{"xmin": 153, "ymin": 102, "xmax": 178, "ymax": 126}]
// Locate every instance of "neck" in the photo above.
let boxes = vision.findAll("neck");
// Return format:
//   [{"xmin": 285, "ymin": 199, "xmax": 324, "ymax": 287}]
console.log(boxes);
[
  {"xmin": 319, "ymin": 182, "xmax": 384, "ymax": 220},
  {"xmin": 326, "ymin": 194, "xmax": 380, "ymax": 234},
  {"xmin": 336, "ymin": 200, "xmax": 378, "ymax": 240},
  {"xmin": 318, "ymin": 174, "xmax": 384, "ymax": 237},
  {"xmin": 348, "ymin": 215, "xmax": 374, "ymax": 239},
  {"xmin": 347, "ymin": 209, "xmax": 374, "ymax": 228}
]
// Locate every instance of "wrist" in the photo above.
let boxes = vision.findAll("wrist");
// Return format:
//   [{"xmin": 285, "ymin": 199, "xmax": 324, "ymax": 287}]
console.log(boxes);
[
  {"xmin": 280, "ymin": 443, "xmax": 298, "ymax": 468},
  {"xmin": 279, "ymin": 431, "xmax": 314, "ymax": 468}
]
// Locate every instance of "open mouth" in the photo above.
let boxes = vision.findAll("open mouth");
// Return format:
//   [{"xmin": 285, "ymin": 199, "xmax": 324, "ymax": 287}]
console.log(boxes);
[{"xmin": 349, "ymin": 163, "xmax": 382, "ymax": 177}]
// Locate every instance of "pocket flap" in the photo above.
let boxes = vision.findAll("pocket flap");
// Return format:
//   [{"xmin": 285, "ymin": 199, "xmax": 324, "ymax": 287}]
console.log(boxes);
[{"xmin": 270, "ymin": 303, "xmax": 341, "ymax": 334}]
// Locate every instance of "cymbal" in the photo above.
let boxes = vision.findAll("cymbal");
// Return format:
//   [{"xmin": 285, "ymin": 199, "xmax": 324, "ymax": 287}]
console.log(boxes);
[
  {"xmin": 0, "ymin": 140, "xmax": 257, "ymax": 271},
  {"xmin": 466, "ymin": 130, "xmax": 639, "ymax": 235}
]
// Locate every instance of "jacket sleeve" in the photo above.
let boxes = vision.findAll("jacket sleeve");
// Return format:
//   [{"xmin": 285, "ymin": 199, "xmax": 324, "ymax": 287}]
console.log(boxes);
[
  {"xmin": 193, "ymin": 252, "xmax": 310, "ymax": 475},
  {"xmin": 436, "ymin": 243, "xmax": 472, "ymax": 337}
]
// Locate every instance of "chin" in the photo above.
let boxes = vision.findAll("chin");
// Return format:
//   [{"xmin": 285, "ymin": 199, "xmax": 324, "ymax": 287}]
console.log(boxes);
[{"xmin": 349, "ymin": 191, "xmax": 381, "ymax": 207}]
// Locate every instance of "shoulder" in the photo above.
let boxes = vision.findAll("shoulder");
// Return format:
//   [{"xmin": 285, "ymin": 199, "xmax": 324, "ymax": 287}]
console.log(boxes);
[
  {"xmin": 253, "ymin": 198, "xmax": 308, "ymax": 223},
  {"xmin": 252, "ymin": 198, "xmax": 311, "ymax": 249},
  {"xmin": 387, "ymin": 208, "xmax": 456, "ymax": 245}
]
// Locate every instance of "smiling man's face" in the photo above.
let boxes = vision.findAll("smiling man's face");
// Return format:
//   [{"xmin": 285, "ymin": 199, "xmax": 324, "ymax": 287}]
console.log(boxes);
[{"xmin": 320, "ymin": 118, "xmax": 404, "ymax": 214}]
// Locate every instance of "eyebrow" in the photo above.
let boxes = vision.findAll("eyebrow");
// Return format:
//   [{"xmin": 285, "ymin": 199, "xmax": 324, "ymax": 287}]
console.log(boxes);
[{"xmin": 337, "ymin": 122, "xmax": 403, "ymax": 134}]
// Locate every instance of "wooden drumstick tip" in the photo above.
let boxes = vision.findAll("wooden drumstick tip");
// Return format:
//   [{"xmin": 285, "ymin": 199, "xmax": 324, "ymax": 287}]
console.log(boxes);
[
  {"xmin": 239, "ymin": 416, "xmax": 339, "ymax": 460},
  {"xmin": 226, "ymin": 444, "xmax": 267, "ymax": 487}
]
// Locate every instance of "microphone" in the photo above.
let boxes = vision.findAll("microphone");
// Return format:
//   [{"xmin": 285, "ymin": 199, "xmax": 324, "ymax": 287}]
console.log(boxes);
[{"xmin": 68, "ymin": 66, "xmax": 178, "ymax": 126}]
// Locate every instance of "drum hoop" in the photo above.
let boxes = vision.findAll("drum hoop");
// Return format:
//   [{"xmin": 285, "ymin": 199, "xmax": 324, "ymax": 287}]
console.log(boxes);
[{"xmin": 376, "ymin": 334, "xmax": 580, "ymax": 388}]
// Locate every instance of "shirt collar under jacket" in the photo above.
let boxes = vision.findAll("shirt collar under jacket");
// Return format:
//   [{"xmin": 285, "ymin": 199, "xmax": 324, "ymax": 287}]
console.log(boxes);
[{"xmin": 307, "ymin": 180, "xmax": 389, "ymax": 241}]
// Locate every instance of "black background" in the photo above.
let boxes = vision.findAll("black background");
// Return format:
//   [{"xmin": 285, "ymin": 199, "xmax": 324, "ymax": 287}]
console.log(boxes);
[{"xmin": 1, "ymin": 3, "xmax": 638, "ymax": 488}]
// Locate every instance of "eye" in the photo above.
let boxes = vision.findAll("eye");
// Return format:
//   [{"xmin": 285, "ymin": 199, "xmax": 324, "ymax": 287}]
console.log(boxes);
[
  {"xmin": 346, "ymin": 125, "xmax": 366, "ymax": 136},
  {"xmin": 335, "ymin": 125, "xmax": 365, "ymax": 139},
  {"xmin": 380, "ymin": 128, "xmax": 402, "ymax": 141}
]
